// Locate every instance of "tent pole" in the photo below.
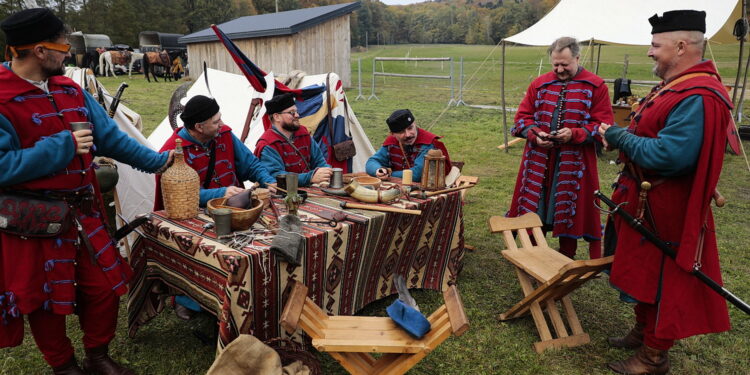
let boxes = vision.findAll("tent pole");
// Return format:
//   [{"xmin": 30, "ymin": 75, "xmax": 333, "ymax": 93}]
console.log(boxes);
[
  {"xmin": 732, "ymin": 0, "xmax": 748, "ymax": 112},
  {"xmin": 501, "ymin": 40, "xmax": 508, "ymax": 152},
  {"xmin": 737, "ymin": 43, "xmax": 750, "ymax": 122},
  {"xmin": 595, "ymin": 44, "xmax": 602, "ymax": 75}
]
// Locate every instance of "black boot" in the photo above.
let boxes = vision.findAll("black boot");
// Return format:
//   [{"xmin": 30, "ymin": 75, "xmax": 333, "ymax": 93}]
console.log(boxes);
[
  {"xmin": 82, "ymin": 345, "xmax": 136, "ymax": 375},
  {"xmin": 52, "ymin": 356, "xmax": 85, "ymax": 375}
]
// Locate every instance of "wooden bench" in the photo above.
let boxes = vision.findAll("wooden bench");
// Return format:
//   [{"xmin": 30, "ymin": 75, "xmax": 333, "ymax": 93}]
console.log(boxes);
[
  {"xmin": 488, "ymin": 213, "xmax": 613, "ymax": 353},
  {"xmin": 280, "ymin": 280, "xmax": 469, "ymax": 375}
]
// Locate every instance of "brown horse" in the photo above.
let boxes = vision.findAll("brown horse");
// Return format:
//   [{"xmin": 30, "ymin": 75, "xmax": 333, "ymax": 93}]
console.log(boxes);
[{"xmin": 142, "ymin": 50, "xmax": 173, "ymax": 82}]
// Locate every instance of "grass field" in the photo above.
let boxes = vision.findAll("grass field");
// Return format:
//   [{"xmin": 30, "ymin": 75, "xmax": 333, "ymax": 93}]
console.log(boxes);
[{"xmin": 2, "ymin": 43, "xmax": 749, "ymax": 375}]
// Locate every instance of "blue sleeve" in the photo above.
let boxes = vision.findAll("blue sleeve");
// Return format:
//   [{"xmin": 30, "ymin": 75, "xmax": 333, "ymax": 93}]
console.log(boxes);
[
  {"xmin": 199, "ymin": 187, "xmax": 227, "ymax": 207},
  {"xmin": 605, "ymin": 95, "xmax": 703, "ymax": 176},
  {"xmin": 406, "ymin": 144, "xmax": 436, "ymax": 180},
  {"xmin": 85, "ymin": 91, "xmax": 169, "ymax": 172},
  {"xmin": 365, "ymin": 146, "xmax": 391, "ymax": 176},
  {"xmin": 0, "ymin": 114, "xmax": 76, "ymax": 186},
  {"xmin": 232, "ymin": 134, "xmax": 275, "ymax": 186},
  {"xmin": 258, "ymin": 146, "xmax": 287, "ymax": 182}
]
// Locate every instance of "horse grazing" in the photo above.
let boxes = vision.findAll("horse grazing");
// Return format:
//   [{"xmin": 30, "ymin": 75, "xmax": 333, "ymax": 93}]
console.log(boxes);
[
  {"xmin": 142, "ymin": 51, "xmax": 173, "ymax": 83},
  {"xmin": 98, "ymin": 50, "xmax": 143, "ymax": 78}
]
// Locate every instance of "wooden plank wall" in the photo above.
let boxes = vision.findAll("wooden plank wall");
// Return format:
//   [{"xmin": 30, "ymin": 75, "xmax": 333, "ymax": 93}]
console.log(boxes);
[{"xmin": 185, "ymin": 14, "xmax": 352, "ymax": 87}]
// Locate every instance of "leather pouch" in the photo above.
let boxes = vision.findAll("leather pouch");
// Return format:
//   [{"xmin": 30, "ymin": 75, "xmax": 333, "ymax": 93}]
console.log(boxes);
[
  {"xmin": 0, "ymin": 192, "xmax": 71, "ymax": 237},
  {"xmin": 332, "ymin": 139, "xmax": 356, "ymax": 161}
]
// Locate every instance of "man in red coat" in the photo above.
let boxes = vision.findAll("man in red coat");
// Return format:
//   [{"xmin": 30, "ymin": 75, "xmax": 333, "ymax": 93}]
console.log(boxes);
[
  {"xmin": 0, "ymin": 8, "xmax": 173, "ymax": 375},
  {"xmin": 507, "ymin": 37, "xmax": 613, "ymax": 259},
  {"xmin": 255, "ymin": 93, "xmax": 332, "ymax": 186},
  {"xmin": 599, "ymin": 10, "xmax": 731, "ymax": 374},
  {"xmin": 365, "ymin": 109, "xmax": 452, "ymax": 181}
]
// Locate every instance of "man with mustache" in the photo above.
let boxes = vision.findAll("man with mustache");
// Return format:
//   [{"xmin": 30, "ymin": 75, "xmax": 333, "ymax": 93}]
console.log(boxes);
[
  {"xmin": 255, "ymin": 93, "xmax": 332, "ymax": 186},
  {"xmin": 365, "ymin": 109, "xmax": 451, "ymax": 181},
  {"xmin": 155, "ymin": 94, "xmax": 276, "ymax": 209},
  {"xmin": 0, "ymin": 8, "xmax": 174, "ymax": 374},
  {"xmin": 507, "ymin": 36, "xmax": 613, "ymax": 260},
  {"xmin": 599, "ymin": 10, "xmax": 731, "ymax": 374}
]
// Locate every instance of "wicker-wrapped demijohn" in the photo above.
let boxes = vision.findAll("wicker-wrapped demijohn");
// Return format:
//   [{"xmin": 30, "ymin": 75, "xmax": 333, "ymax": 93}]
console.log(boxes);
[{"xmin": 161, "ymin": 139, "xmax": 199, "ymax": 220}]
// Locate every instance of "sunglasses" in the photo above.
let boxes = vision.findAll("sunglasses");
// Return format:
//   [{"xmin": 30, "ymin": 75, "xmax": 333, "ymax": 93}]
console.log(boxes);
[{"xmin": 7, "ymin": 41, "xmax": 72, "ymax": 58}]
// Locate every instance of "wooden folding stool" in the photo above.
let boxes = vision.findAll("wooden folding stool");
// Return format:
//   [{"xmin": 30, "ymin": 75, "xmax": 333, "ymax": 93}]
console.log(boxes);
[
  {"xmin": 488, "ymin": 213, "xmax": 613, "ymax": 353},
  {"xmin": 280, "ymin": 280, "xmax": 469, "ymax": 375}
]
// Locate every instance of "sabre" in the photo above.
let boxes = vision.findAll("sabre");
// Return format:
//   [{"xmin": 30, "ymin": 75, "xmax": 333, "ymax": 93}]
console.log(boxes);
[
  {"xmin": 108, "ymin": 82, "xmax": 128, "ymax": 118},
  {"xmin": 594, "ymin": 190, "xmax": 750, "ymax": 315}
]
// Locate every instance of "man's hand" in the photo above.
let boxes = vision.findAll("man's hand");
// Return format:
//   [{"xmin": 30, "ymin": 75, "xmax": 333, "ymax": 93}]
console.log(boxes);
[
  {"xmin": 73, "ymin": 129, "xmax": 94, "ymax": 155},
  {"xmin": 550, "ymin": 128, "xmax": 572, "ymax": 143},
  {"xmin": 266, "ymin": 183, "xmax": 277, "ymax": 194},
  {"xmin": 534, "ymin": 131, "xmax": 554, "ymax": 149},
  {"xmin": 598, "ymin": 123, "xmax": 612, "ymax": 150},
  {"xmin": 223, "ymin": 186, "xmax": 245, "ymax": 198},
  {"xmin": 375, "ymin": 168, "xmax": 390, "ymax": 178},
  {"xmin": 311, "ymin": 167, "xmax": 333, "ymax": 184}
]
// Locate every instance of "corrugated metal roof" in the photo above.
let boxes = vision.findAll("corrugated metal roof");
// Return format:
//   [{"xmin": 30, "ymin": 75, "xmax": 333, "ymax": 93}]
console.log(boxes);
[{"xmin": 180, "ymin": 2, "xmax": 361, "ymax": 44}]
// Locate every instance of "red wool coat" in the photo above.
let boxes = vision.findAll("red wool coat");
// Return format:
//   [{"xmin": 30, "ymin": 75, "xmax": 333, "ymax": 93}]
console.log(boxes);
[
  {"xmin": 609, "ymin": 60, "xmax": 731, "ymax": 340},
  {"xmin": 508, "ymin": 68, "xmax": 613, "ymax": 240},
  {"xmin": 255, "ymin": 126, "xmax": 314, "ymax": 173},
  {"xmin": 154, "ymin": 125, "xmax": 241, "ymax": 210},
  {"xmin": 0, "ymin": 69, "xmax": 131, "ymax": 346},
  {"xmin": 383, "ymin": 129, "xmax": 451, "ymax": 174}
]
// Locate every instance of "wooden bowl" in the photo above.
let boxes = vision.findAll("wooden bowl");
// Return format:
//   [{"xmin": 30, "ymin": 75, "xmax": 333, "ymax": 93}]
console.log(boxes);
[
  {"xmin": 352, "ymin": 176, "xmax": 381, "ymax": 189},
  {"xmin": 207, "ymin": 197, "xmax": 263, "ymax": 231}
]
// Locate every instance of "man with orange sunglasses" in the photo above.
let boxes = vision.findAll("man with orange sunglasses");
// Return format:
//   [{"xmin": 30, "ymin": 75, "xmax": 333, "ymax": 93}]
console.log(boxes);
[{"xmin": 0, "ymin": 8, "xmax": 173, "ymax": 375}]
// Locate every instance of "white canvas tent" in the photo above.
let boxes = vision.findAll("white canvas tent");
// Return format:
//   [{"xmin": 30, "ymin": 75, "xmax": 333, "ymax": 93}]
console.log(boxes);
[{"xmin": 498, "ymin": 0, "xmax": 744, "ymax": 148}]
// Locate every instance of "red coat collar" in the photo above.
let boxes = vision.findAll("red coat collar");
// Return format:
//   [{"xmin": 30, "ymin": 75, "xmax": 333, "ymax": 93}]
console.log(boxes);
[{"xmin": 0, "ymin": 64, "xmax": 78, "ymax": 103}]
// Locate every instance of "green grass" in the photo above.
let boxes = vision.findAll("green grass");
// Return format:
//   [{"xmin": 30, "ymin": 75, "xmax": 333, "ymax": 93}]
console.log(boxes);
[{"xmin": 3, "ymin": 44, "xmax": 750, "ymax": 374}]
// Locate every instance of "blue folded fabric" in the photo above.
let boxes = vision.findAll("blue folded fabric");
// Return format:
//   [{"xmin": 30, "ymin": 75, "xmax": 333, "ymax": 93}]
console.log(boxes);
[{"xmin": 386, "ymin": 299, "xmax": 431, "ymax": 339}]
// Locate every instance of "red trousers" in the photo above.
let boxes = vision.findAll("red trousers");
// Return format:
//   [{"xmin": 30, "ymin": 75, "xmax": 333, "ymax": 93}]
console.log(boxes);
[
  {"xmin": 6, "ymin": 245, "xmax": 119, "ymax": 368},
  {"xmin": 635, "ymin": 302, "xmax": 675, "ymax": 351}
]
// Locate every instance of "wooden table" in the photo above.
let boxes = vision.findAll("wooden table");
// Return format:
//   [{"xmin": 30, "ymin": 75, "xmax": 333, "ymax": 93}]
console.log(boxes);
[{"xmin": 126, "ymin": 189, "xmax": 465, "ymax": 350}]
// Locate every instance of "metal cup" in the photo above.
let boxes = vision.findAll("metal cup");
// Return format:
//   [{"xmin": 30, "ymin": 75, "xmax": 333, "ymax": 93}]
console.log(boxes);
[
  {"xmin": 70, "ymin": 122, "xmax": 92, "ymax": 132},
  {"xmin": 211, "ymin": 208, "xmax": 233, "ymax": 236},
  {"xmin": 285, "ymin": 173, "xmax": 299, "ymax": 196},
  {"xmin": 276, "ymin": 173, "xmax": 288, "ymax": 195},
  {"xmin": 330, "ymin": 168, "xmax": 344, "ymax": 189}
]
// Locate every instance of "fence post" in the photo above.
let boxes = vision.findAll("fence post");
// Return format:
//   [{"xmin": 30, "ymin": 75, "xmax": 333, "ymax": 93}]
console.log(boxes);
[
  {"xmin": 355, "ymin": 58, "xmax": 365, "ymax": 101},
  {"xmin": 456, "ymin": 57, "xmax": 466, "ymax": 106},
  {"xmin": 448, "ymin": 57, "xmax": 456, "ymax": 106},
  {"xmin": 368, "ymin": 58, "xmax": 379, "ymax": 100}
]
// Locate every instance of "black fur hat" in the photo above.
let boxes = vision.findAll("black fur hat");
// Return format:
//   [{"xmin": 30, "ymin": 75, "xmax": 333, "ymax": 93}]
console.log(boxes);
[
  {"xmin": 1, "ymin": 8, "xmax": 65, "ymax": 46},
  {"xmin": 265, "ymin": 93, "xmax": 296, "ymax": 116},
  {"xmin": 649, "ymin": 10, "xmax": 706, "ymax": 34},
  {"xmin": 386, "ymin": 109, "xmax": 414, "ymax": 133},
  {"xmin": 181, "ymin": 95, "xmax": 220, "ymax": 128}
]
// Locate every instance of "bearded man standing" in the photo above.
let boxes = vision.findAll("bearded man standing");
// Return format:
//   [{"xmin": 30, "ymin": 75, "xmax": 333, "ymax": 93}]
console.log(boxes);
[
  {"xmin": 0, "ymin": 8, "xmax": 173, "ymax": 374},
  {"xmin": 507, "ymin": 36, "xmax": 613, "ymax": 259},
  {"xmin": 255, "ymin": 93, "xmax": 332, "ymax": 186},
  {"xmin": 599, "ymin": 10, "xmax": 732, "ymax": 374}
]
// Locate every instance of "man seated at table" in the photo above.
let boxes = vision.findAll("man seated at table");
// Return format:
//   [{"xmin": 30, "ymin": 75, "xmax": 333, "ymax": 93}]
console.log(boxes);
[
  {"xmin": 255, "ymin": 92, "xmax": 332, "ymax": 186},
  {"xmin": 366, "ymin": 109, "xmax": 452, "ymax": 181},
  {"xmin": 155, "ymin": 94, "xmax": 276, "ymax": 209}
]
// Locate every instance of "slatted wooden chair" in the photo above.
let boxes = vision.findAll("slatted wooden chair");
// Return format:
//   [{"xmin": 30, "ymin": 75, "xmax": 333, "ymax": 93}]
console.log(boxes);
[
  {"xmin": 280, "ymin": 280, "xmax": 469, "ymax": 375},
  {"xmin": 488, "ymin": 213, "xmax": 613, "ymax": 353}
]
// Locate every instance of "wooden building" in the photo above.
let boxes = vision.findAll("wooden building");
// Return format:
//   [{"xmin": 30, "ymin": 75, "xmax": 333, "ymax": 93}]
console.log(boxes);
[{"xmin": 180, "ymin": 2, "xmax": 360, "ymax": 87}]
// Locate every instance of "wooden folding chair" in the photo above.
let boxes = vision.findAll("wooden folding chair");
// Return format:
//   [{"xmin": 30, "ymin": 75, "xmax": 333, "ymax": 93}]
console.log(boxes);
[
  {"xmin": 280, "ymin": 280, "xmax": 469, "ymax": 375},
  {"xmin": 488, "ymin": 213, "xmax": 613, "ymax": 353}
]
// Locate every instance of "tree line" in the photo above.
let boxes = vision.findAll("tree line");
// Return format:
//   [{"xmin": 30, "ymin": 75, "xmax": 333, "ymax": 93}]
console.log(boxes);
[{"xmin": 0, "ymin": 0, "xmax": 553, "ymax": 60}]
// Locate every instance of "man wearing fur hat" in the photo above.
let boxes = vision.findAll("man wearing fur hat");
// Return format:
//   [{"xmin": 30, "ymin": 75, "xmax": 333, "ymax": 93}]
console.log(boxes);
[
  {"xmin": 255, "ymin": 93, "xmax": 332, "ymax": 186},
  {"xmin": 155, "ymin": 94, "xmax": 276, "ymax": 209},
  {"xmin": 365, "ymin": 109, "xmax": 452, "ymax": 181},
  {"xmin": 0, "ymin": 8, "xmax": 174, "ymax": 375},
  {"xmin": 599, "ymin": 10, "xmax": 732, "ymax": 374}
]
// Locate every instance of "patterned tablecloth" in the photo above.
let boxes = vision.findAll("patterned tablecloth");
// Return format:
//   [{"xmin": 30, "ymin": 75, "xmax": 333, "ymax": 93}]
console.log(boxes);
[{"xmin": 126, "ymin": 188, "xmax": 465, "ymax": 349}]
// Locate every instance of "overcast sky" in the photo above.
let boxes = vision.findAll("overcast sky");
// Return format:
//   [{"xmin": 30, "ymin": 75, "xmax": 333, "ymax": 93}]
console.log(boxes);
[{"xmin": 380, "ymin": 0, "xmax": 429, "ymax": 5}]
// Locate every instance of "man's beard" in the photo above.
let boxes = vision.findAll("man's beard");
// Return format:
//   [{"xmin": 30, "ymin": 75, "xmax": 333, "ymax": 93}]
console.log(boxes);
[
  {"xmin": 282, "ymin": 121, "xmax": 300, "ymax": 132},
  {"xmin": 652, "ymin": 59, "xmax": 674, "ymax": 80},
  {"xmin": 42, "ymin": 57, "xmax": 65, "ymax": 77}
]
